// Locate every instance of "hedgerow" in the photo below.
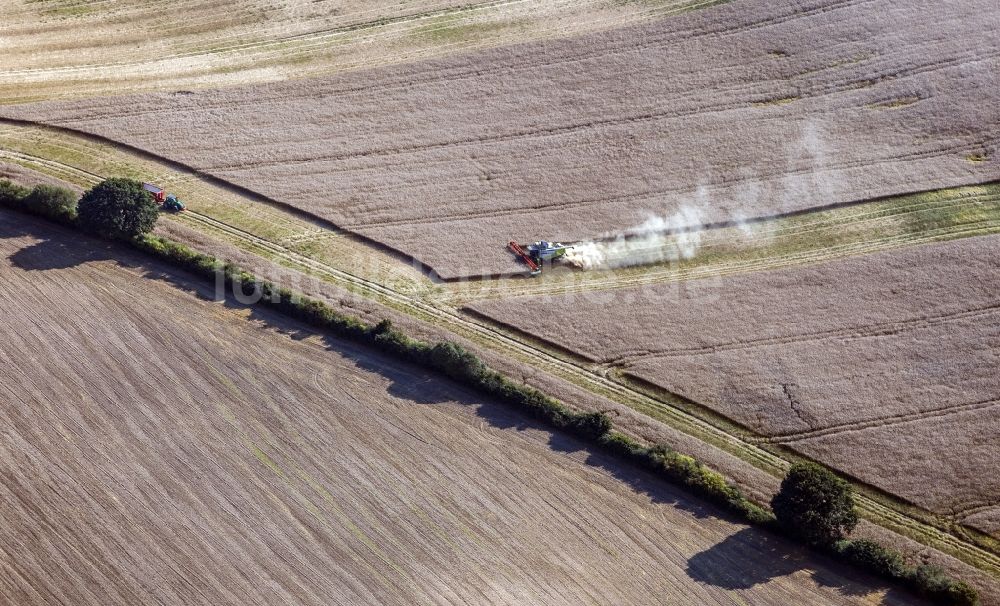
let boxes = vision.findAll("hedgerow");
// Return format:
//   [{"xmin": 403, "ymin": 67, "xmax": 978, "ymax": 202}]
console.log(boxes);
[
  {"xmin": 0, "ymin": 185, "xmax": 978, "ymax": 606},
  {"xmin": 831, "ymin": 540, "xmax": 978, "ymax": 605},
  {"xmin": 0, "ymin": 179, "xmax": 77, "ymax": 225},
  {"xmin": 131, "ymin": 237, "xmax": 983, "ymax": 605}
]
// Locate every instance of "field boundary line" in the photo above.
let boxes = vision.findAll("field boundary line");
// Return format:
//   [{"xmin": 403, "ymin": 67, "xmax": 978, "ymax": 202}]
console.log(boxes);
[
  {"xmin": 177, "ymin": 209, "xmax": 1000, "ymax": 574},
  {"xmin": 5, "ymin": 120, "xmax": 1000, "ymax": 576},
  {"xmin": 768, "ymin": 398, "xmax": 1000, "ymax": 444}
]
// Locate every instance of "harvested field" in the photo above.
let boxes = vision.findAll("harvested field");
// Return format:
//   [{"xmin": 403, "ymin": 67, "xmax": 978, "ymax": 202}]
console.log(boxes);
[
  {"xmin": 0, "ymin": 209, "xmax": 917, "ymax": 605},
  {"xmin": 467, "ymin": 234, "xmax": 1000, "ymax": 519},
  {"xmin": 792, "ymin": 410, "xmax": 1000, "ymax": 539},
  {"xmin": 4, "ymin": 0, "xmax": 998, "ymax": 277},
  {"xmin": 0, "ymin": 0, "xmax": 715, "ymax": 103}
]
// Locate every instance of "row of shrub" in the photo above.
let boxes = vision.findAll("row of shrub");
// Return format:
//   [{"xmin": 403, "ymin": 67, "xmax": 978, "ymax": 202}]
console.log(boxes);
[
  {"xmin": 133, "ymin": 238, "xmax": 981, "ymax": 605},
  {"xmin": 139, "ymin": 237, "xmax": 628, "ymax": 440},
  {"xmin": 0, "ymin": 178, "xmax": 978, "ymax": 605},
  {"xmin": 0, "ymin": 179, "xmax": 78, "ymax": 225},
  {"xmin": 834, "ymin": 539, "xmax": 979, "ymax": 605},
  {"xmin": 1, "ymin": 177, "xmax": 160, "ymax": 240}
]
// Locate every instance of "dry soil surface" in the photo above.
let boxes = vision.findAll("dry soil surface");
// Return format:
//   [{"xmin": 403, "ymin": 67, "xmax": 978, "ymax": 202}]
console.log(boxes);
[
  {"xmin": 0, "ymin": 209, "xmax": 914, "ymax": 605},
  {"xmin": 4, "ymin": 0, "xmax": 998, "ymax": 277},
  {"xmin": 468, "ymin": 234, "xmax": 1000, "ymax": 525}
]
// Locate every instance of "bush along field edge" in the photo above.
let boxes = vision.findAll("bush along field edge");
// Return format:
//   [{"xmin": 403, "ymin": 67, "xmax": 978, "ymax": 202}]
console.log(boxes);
[{"xmin": 0, "ymin": 178, "xmax": 979, "ymax": 605}]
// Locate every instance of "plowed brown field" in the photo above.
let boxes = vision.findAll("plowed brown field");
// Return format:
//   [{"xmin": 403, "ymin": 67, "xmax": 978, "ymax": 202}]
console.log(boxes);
[
  {"xmin": 4, "ymin": 0, "xmax": 998, "ymax": 277},
  {"xmin": 468, "ymin": 234, "xmax": 1000, "ymax": 529},
  {"xmin": 0, "ymin": 209, "xmax": 917, "ymax": 605}
]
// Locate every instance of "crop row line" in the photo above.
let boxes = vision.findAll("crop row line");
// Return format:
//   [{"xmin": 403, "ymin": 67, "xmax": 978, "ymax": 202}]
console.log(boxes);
[
  {"xmin": 606, "ymin": 301, "xmax": 1000, "ymax": 365},
  {"xmin": 1, "ymin": 0, "xmax": 532, "ymax": 77},
  {"xmin": 5, "ymin": 131, "xmax": 999, "ymax": 574},
  {"xmin": 174, "ymin": 201, "xmax": 1000, "ymax": 576},
  {"xmin": 768, "ymin": 397, "xmax": 1000, "ymax": 444}
]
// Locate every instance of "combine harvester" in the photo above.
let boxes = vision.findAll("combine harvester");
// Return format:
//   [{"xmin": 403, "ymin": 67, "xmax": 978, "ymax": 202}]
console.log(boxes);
[
  {"xmin": 142, "ymin": 182, "xmax": 187, "ymax": 212},
  {"xmin": 508, "ymin": 240, "xmax": 573, "ymax": 276}
]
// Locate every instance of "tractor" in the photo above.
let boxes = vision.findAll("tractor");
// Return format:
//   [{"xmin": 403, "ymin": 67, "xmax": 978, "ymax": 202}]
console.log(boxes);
[
  {"xmin": 162, "ymin": 194, "xmax": 186, "ymax": 212},
  {"xmin": 142, "ymin": 182, "xmax": 186, "ymax": 212}
]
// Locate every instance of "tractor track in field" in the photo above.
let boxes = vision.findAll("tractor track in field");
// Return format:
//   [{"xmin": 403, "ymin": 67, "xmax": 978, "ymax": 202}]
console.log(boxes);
[
  {"xmin": 5, "ymin": 0, "xmax": 731, "ymax": 108},
  {"xmin": 765, "ymin": 397, "xmax": 1000, "ymax": 445},
  {"xmin": 5, "ymin": 133, "xmax": 1000, "ymax": 576},
  {"xmin": 443, "ymin": 219, "xmax": 1000, "ymax": 303},
  {"xmin": 177, "ymin": 204, "xmax": 1000, "ymax": 576},
  {"xmin": 2, "ymin": 0, "xmax": 731, "ymax": 98},
  {"xmin": 601, "ymin": 302, "xmax": 1000, "ymax": 366},
  {"xmin": 438, "ymin": 183, "xmax": 1000, "ymax": 302}
]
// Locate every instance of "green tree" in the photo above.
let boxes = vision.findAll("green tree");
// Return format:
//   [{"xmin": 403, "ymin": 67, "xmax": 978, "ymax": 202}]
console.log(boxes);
[
  {"xmin": 77, "ymin": 178, "xmax": 158, "ymax": 240},
  {"xmin": 771, "ymin": 462, "xmax": 858, "ymax": 546},
  {"xmin": 428, "ymin": 342, "xmax": 487, "ymax": 383}
]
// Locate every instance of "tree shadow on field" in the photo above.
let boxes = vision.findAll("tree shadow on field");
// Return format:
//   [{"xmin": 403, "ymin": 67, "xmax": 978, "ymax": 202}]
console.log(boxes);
[
  {"xmin": 191, "ymin": 290, "xmax": 455, "ymax": 406},
  {"xmin": 538, "ymin": 426, "xmax": 726, "ymax": 520},
  {"xmin": 0, "ymin": 213, "xmax": 117, "ymax": 271},
  {"xmin": 338, "ymin": 345, "xmax": 454, "ymax": 405},
  {"xmin": 687, "ymin": 528, "xmax": 809, "ymax": 589},
  {"xmin": 9, "ymin": 236, "xmax": 117, "ymax": 271},
  {"xmin": 686, "ymin": 528, "xmax": 926, "ymax": 605}
]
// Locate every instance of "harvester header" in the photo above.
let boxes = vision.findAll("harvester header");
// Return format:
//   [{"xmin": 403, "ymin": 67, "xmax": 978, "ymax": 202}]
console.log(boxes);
[{"xmin": 508, "ymin": 240, "xmax": 573, "ymax": 276}]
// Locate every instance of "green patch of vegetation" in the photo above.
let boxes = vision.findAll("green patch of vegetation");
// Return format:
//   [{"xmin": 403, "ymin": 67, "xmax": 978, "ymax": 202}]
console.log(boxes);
[
  {"xmin": 250, "ymin": 444, "xmax": 286, "ymax": 478},
  {"xmin": 966, "ymin": 153, "xmax": 989, "ymax": 163},
  {"xmin": 34, "ymin": 0, "xmax": 96, "ymax": 18}
]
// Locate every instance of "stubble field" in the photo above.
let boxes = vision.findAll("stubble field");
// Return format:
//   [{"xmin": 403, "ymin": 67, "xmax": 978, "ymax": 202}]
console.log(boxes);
[
  {"xmin": 0, "ymin": 0, "xmax": 720, "ymax": 103},
  {"xmin": 467, "ymin": 234, "xmax": 1000, "ymax": 536},
  {"xmin": 3, "ymin": 0, "xmax": 998, "ymax": 277},
  {"xmin": 0, "ymin": 209, "xmax": 919, "ymax": 605}
]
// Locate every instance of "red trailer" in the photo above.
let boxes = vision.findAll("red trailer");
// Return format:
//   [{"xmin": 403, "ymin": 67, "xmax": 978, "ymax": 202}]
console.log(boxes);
[{"xmin": 142, "ymin": 182, "xmax": 166, "ymax": 203}]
